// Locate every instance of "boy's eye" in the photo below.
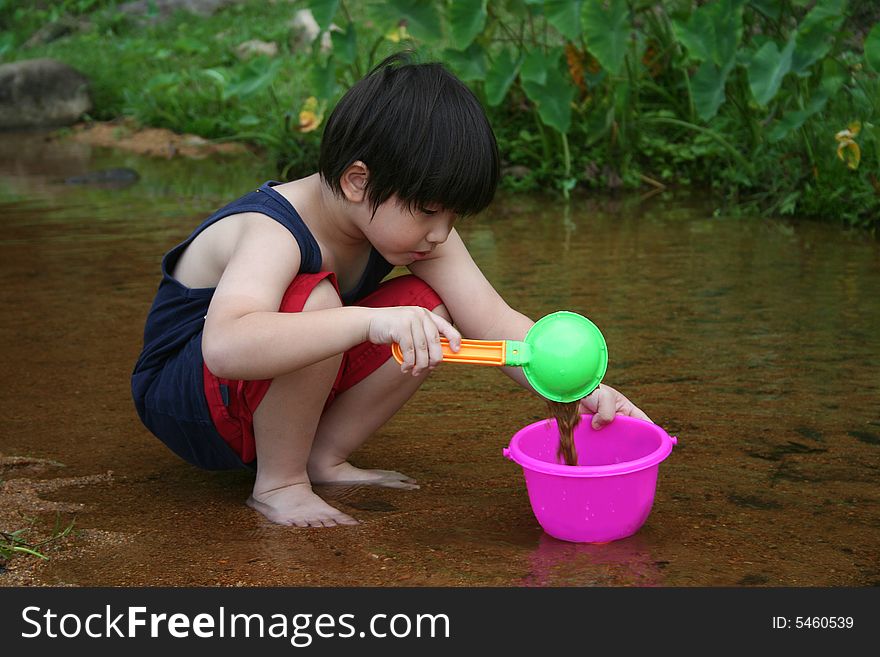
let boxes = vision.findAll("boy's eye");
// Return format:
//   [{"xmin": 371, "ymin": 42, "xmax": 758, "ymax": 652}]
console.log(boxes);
[{"xmin": 418, "ymin": 207, "xmax": 438, "ymax": 216}]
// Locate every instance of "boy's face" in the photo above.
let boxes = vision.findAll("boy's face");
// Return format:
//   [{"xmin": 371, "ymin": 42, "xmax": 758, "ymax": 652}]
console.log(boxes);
[{"xmin": 361, "ymin": 197, "xmax": 456, "ymax": 266}]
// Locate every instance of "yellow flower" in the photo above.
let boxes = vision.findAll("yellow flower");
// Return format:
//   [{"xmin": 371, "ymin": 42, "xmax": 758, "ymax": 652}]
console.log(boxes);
[
  {"xmin": 297, "ymin": 96, "xmax": 323, "ymax": 133},
  {"xmin": 835, "ymin": 121, "xmax": 861, "ymax": 170},
  {"xmin": 385, "ymin": 22, "xmax": 409, "ymax": 43}
]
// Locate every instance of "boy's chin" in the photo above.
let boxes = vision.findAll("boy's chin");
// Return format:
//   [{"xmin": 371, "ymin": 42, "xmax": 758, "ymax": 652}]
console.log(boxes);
[{"xmin": 388, "ymin": 253, "xmax": 416, "ymax": 266}]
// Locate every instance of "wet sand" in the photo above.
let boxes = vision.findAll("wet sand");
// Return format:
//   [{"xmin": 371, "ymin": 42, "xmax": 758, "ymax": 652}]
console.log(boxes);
[{"xmin": 1, "ymin": 133, "xmax": 878, "ymax": 586}]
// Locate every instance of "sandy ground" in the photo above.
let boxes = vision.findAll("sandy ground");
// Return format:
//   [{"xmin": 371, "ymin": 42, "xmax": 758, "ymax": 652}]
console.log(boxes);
[{"xmin": 0, "ymin": 455, "xmax": 128, "ymax": 586}]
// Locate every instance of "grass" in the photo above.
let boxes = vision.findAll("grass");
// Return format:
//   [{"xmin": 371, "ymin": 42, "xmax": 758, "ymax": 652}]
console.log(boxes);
[{"xmin": 0, "ymin": 514, "xmax": 77, "ymax": 567}]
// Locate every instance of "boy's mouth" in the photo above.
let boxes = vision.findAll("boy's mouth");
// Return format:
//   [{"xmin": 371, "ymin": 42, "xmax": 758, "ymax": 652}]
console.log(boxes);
[{"xmin": 409, "ymin": 250, "xmax": 431, "ymax": 261}]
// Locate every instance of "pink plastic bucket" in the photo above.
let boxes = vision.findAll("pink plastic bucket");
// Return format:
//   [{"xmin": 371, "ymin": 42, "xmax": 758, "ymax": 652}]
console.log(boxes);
[{"xmin": 503, "ymin": 414, "xmax": 677, "ymax": 543}]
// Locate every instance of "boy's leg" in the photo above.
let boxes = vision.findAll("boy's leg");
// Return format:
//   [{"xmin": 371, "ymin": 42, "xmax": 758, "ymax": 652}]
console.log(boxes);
[
  {"xmin": 306, "ymin": 276, "xmax": 450, "ymax": 486},
  {"xmin": 246, "ymin": 278, "xmax": 359, "ymax": 528},
  {"xmin": 306, "ymin": 344, "xmax": 441, "ymax": 487}
]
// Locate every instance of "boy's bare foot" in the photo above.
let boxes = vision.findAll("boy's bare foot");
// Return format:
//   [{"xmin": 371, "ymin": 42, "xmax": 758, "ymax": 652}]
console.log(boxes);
[
  {"xmin": 308, "ymin": 461, "xmax": 419, "ymax": 489},
  {"xmin": 247, "ymin": 482, "xmax": 360, "ymax": 527}
]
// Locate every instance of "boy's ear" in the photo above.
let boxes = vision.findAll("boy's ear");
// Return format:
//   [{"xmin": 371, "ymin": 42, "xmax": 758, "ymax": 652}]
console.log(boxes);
[{"xmin": 340, "ymin": 160, "xmax": 369, "ymax": 203}]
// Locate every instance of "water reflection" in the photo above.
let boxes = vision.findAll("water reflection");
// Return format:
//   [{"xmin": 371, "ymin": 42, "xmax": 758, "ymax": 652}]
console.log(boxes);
[{"xmin": 521, "ymin": 533, "xmax": 663, "ymax": 587}]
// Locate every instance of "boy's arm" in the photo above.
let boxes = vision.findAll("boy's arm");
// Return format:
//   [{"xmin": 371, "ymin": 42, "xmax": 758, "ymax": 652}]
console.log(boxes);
[
  {"xmin": 410, "ymin": 229, "xmax": 652, "ymax": 428},
  {"xmin": 202, "ymin": 215, "xmax": 371, "ymax": 379},
  {"xmin": 408, "ymin": 228, "xmax": 536, "ymax": 389},
  {"xmin": 202, "ymin": 216, "xmax": 459, "ymax": 380}
]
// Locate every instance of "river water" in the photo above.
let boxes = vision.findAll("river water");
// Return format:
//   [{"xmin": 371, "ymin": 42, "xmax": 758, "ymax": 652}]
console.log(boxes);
[{"xmin": 1, "ymin": 133, "xmax": 878, "ymax": 586}]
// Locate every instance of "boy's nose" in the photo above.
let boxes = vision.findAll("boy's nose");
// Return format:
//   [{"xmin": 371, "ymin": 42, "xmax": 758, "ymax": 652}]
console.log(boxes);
[
  {"xmin": 426, "ymin": 216, "xmax": 454, "ymax": 245},
  {"xmin": 426, "ymin": 231, "xmax": 449, "ymax": 247}
]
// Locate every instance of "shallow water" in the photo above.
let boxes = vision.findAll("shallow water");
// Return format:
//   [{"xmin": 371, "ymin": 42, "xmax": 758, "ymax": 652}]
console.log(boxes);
[{"xmin": 1, "ymin": 132, "xmax": 878, "ymax": 587}]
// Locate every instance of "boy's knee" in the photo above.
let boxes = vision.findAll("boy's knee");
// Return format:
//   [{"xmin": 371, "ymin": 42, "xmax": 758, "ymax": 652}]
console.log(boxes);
[{"xmin": 303, "ymin": 279, "xmax": 342, "ymax": 312}]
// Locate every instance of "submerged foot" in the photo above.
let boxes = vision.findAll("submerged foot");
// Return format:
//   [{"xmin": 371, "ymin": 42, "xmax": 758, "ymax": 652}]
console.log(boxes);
[
  {"xmin": 309, "ymin": 461, "xmax": 419, "ymax": 490},
  {"xmin": 247, "ymin": 482, "xmax": 360, "ymax": 527}
]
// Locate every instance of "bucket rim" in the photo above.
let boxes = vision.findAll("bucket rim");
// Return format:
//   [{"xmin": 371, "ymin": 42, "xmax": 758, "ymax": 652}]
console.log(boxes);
[{"xmin": 505, "ymin": 414, "xmax": 675, "ymax": 478}]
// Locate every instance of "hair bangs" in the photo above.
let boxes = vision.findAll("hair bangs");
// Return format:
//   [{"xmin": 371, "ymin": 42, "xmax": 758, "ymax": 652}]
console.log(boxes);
[
  {"xmin": 320, "ymin": 53, "xmax": 499, "ymax": 219},
  {"xmin": 397, "ymin": 112, "xmax": 500, "ymax": 218}
]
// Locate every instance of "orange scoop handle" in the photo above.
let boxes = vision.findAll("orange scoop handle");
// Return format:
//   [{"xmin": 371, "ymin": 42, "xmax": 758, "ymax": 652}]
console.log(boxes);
[{"xmin": 391, "ymin": 337, "xmax": 506, "ymax": 366}]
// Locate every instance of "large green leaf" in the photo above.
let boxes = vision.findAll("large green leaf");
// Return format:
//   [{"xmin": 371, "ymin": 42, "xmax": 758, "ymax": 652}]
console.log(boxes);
[
  {"xmin": 582, "ymin": 0, "xmax": 630, "ymax": 75},
  {"xmin": 747, "ymin": 38, "xmax": 795, "ymax": 106},
  {"xmin": 749, "ymin": 0, "xmax": 781, "ymax": 21},
  {"xmin": 307, "ymin": 0, "xmax": 339, "ymax": 30},
  {"xmin": 309, "ymin": 58, "xmax": 338, "ymax": 101},
  {"xmin": 767, "ymin": 90, "xmax": 829, "ymax": 142},
  {"xmin": 865, "ymin": 22, "xmax": 880, "ymax": 73},
  {"xmin": 692, "ymin": 60, "xmax": 733, "ymax": 121},
  {"xmin": 442, "ymin": 42, "xmax": 488, "ymax": 82},
  {"xmin": 766, "ymin": 58, "xmax": 843, "ymax": 142},
  {"xmin": 522, "ymin": 62, "xmax": 576, "ymax": 134},
  {"xmin": 673, "ymin": 14, "xmax": 712, "ymax": 62},
  {"xmin": 485, "ymin": 48, "xmax": 521, "ymax": 106},
  {"xmin": 331, "ymin": 22, "xmax": 357, "ymax": 66},
  {"xmin": 819, "ymin": 57, "xmax": 846, "ymax": 97},
  {"xmin": 790, "ymin": 0, "xmax": 846, "ymax": 75},
  {"xmin": 672, "ymin": 0, "xmax": 745, "ymax": 68},
  {"xmin": 712, "ymin": 0, "xmax": 747, "ymax": 66},
  {"xmin": 223, "ymin": 57, "xmax": 283, "ymax": 101},
  {"xmin": 379, "ymin": 0, "xmax": 443, "ymax": 44},
  {"xmin": 544, "ymin": 0, "xmax": 582, "ymax": 41},
  {"xmin": 521, "ymin": 48, "xmax": 562, "ymax": 86},
  {"xmin": 447, "ymin": 0, "xmax": 487, "ymax": 51}
]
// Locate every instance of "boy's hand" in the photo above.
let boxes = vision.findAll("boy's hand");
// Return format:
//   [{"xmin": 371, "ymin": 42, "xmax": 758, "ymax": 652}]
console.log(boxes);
[
  {"xmin": 367, "ymin": 306, "xmax": 462, "ymax": 376},
  {"xmin": 578, "ymin": 384, "xmax": 652, "ymax": 430}
]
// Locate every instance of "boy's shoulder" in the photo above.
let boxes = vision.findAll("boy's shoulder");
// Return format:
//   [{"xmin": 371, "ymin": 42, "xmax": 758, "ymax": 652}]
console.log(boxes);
[{"xmin": 205, "ymin": 182, "xmax": 309, "ymax": 235}]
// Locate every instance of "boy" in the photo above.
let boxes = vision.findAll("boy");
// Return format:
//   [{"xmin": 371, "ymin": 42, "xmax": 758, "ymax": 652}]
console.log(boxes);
[{"xmin": 132, "ymin": 53, "xmax": 650, "ymax": 528}]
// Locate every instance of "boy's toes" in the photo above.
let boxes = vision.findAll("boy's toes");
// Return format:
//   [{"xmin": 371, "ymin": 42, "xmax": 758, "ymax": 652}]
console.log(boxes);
[
  {"xmin": 380, "ymin": 479, "xmax": 420, "ymax": 490},
  {"xmin": 308, "ymin": 463, "xmax": 419, "ymax": 489},
  {"xmin": 247, "ymin": 487, "xmax": 360, "ymax": 527},
  {"xmin": 370, "ymin": 469, "xmax": 418, "ymax": 485},
  {"xmin": 318, "ymin": 511, "xmax": 360, "ymax": 527},
  {"xmin": 307, "ymin": 511, "xmax": 359, "ymax": 527},
  {"xmin": 373, "ymin": 469, "xmax": 418, "ymax": 489},
  {"xmin": 377, "ymin": 469, "xmax": 416, "ymax": 482}
]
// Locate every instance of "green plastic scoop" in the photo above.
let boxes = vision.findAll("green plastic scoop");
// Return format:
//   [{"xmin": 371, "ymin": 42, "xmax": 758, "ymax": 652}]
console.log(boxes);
[{"xmin": 392, "ymin": 311, "xmax": 608, "ymax": 402}]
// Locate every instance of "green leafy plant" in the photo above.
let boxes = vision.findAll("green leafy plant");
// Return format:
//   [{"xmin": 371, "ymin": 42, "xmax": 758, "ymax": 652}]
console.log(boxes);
[
  {"xmin": 0, "ymin": 515, "xmax": 75, "ymax": 565},
  {"xmin": 4, "ymin": 0, "xmax": 877, "ymax": 227}
]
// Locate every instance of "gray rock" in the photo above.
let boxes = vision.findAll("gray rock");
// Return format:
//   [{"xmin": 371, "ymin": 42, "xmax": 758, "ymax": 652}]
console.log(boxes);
[
  {"xmin": 235, "ymin": 39, "xmax": 279, "ymax": 60},
  {"xmin": 65, "ymin": 167, "xmax": 140, "ymax": 188},
  {"xmin": 289, "ymin": 8, "xmax": 334, "ymax": 54},
  {"xmin": 501, "ymin": 165, "xmax": 532, "ymax": 181},
  {"xmin": 0, "ymin": 59, "xmax": 92, "ymax": 129}
]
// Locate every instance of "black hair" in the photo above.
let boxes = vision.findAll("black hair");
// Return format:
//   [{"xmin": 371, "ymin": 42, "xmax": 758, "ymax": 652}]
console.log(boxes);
[{"xmin": 318, "ymin": 52, "xmax": 499, "ymax": 218}]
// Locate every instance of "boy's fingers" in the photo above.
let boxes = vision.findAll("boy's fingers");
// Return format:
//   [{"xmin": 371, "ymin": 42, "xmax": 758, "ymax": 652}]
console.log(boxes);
[
  {"xmin": 616, "ymin": 391, "xmax": 653, "ymax": 424},
  {"xmin": 424, "ymin": 317, "xmax": 444, "ymax": 367},
  {"xmin": 580, "ymin": 384, "xmax": 652, "ymax": 427},
  {"xmin": 431, "ymin": 312, "xmax": 461, "ymax": 351},
  {"xmin": 410, "ymin": 317, "xmax": 429, "ymax": 375},
  {"xmin": 591, "ymin": 386, "xmax": 615, "ymax": 430},
  {"xmin": 397, "ymin": 334, "xmax": 414, "ymax": 372}
]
